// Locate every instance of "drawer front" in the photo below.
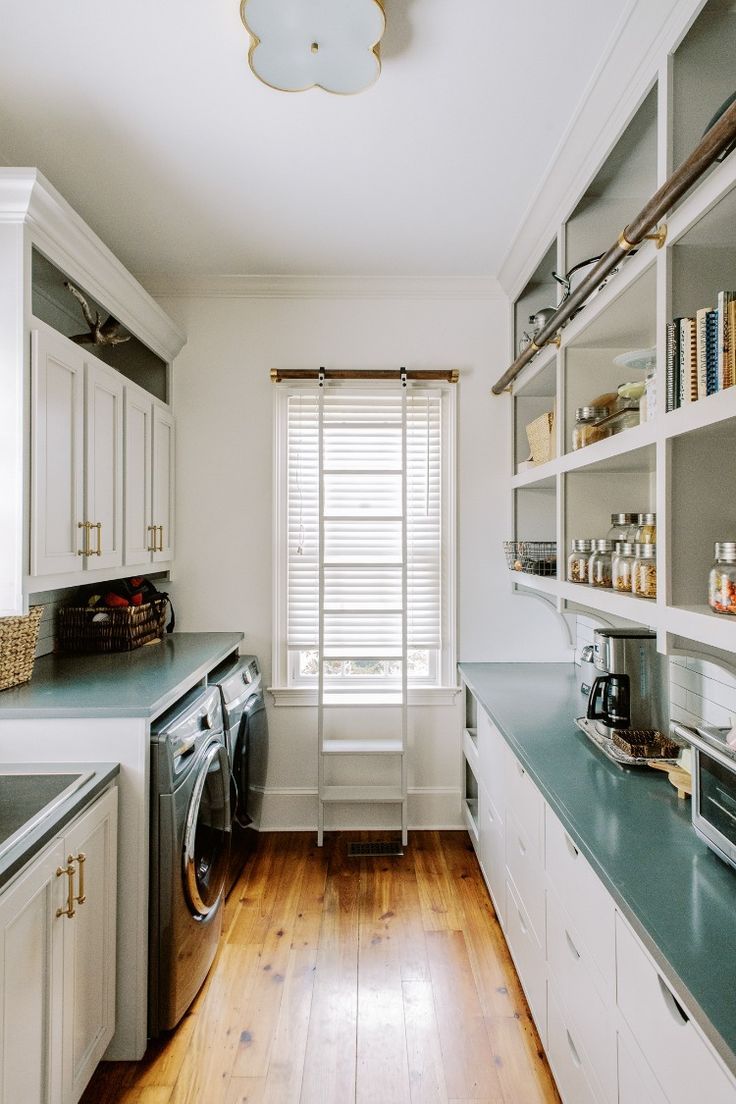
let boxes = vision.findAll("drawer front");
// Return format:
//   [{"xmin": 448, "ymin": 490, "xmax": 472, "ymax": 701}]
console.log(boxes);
[
  {"xmin": 479, "ymin": 784, "xmax": 505, "ymax": 926},
  {"xmin": 506, "ymin": 810, "xmax": 545, "ymax": 948},
  {"xmin": 546, "ymin": 888, "xmax": 616, "ymax": 1104},
  {"xmin": 547, "ymin": 984, "xmax": 602, "ymax": 1104},
  {"xmin": 545, "ymin": 806, "xmax": 615, "ymax": 991},
  {"xmin": 505, "ymin": 877, "xmax": 546, "ymax": 1041},
  {"xmin": 617, "ymin": 1030, "xmax": 668, "ymax": 1104},
  {"xmin": 616, "ymin": 915, "xmax": 736, "ymax": 1104},
  {"xmin": 504, "ymin": 744, "xmax": 543, "ymax": 858},
  {"xmin": 479, "ymin": 708, "xmax": 505, "ymax": 813}
]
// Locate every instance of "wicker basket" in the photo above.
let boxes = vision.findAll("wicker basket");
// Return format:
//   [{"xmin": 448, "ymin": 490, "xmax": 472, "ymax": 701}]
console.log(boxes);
[
  {"xmin": 525, "ymin": 410, "xmax": 555, "ymax": 464},
  {"xmin": 0, "ymin": 605, "xmax": 44, "ymax": 691},
  {"xmin": 58, "ymin": 597, "xmax": 169, "ymax": 654}
]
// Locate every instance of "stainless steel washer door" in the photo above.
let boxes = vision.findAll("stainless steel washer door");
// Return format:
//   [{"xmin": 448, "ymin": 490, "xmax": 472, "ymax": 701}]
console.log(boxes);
[{"xmin": 182, "ymin": 739, "xmax": 231, "ymax": 917}]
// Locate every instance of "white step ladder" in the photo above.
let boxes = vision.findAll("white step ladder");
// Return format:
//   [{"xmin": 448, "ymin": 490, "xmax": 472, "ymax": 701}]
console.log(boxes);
[{"xmin": 316, "ymin": 374, "xmax": 408, "ymax": 847}]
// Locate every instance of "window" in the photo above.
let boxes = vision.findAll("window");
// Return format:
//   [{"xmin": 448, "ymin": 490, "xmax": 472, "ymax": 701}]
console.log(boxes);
[{"xmin": 273, "ymin": 382, "xmax": 456, "ymax": 694}]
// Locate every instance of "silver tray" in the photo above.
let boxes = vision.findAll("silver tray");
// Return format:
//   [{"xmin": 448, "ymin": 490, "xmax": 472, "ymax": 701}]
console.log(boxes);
[{"xmin": 575, "ymin": 716, "xmax": 679, "ymax": 770}]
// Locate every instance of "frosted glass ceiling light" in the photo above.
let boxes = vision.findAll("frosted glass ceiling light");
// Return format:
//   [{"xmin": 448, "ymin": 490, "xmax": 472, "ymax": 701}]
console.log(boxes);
[{"xmin": 241, "ymin": 0, "xmax": 386, "ymax": 95}]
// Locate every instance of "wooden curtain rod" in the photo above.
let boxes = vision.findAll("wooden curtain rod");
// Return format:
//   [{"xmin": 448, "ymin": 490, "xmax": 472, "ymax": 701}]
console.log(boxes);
[
  {"xmin": 491, "ymin": 96, "xmax": 736, "ymax": 396},
  {"xmin": 271, "ymin": 368, "xmax": 459, "ymax": 383}
]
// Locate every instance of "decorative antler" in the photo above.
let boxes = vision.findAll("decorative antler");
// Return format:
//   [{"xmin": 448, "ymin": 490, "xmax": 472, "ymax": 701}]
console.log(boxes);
[{"xmin": 64, "ymin": 281, "xmax": 131, "ymax": 346}]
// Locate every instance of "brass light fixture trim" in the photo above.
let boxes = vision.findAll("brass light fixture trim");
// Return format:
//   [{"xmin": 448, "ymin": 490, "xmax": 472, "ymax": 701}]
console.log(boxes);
[{"xmin": 241, "ymin": 0, "xmax": 386, "ymax": 95}]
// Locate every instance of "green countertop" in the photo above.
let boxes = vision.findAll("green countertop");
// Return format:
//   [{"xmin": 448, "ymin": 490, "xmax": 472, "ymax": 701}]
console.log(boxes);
[
  {"xmin": 0, "ymin": 633, "xmax": 243, "ymax": 720},
  {"xmin": 459, "ymin": 661, "xmax": 736, "ymax": 1077}
]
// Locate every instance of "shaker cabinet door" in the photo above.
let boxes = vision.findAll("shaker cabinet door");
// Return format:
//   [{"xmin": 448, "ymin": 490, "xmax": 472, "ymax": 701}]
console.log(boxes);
[
  {"xmin": 151, "ymin": 404, "xmax": 175, "ymax": 563},
  {"xmin": 85, "ymin": 361, "xmax": 124, "ymax": 571},
  {"xmin": 30, "ymin": 323, "xmax": 85, "ymax": 577},
  {"xmin": 123, "ymin": 387, "xmax": 153, "ymax": 565}
]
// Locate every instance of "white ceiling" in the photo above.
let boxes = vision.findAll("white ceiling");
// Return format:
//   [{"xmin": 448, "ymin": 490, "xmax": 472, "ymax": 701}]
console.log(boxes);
[{"xmin": 0, "ymin": 1, "xmax": 622, "ymax": 279}]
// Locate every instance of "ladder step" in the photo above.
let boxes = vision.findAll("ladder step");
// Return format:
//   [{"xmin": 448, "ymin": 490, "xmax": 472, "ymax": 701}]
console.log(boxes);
[
  {"xmin": 322, "ymin": 738, "xmax": 404, "ymax": 755},
  {"xmin": 323, "ymin": 692, "xmax": 403, "ymax": 706},
  {"xmin": 321, "ymin": 785, "xmax": 404, "ymax": 803}
]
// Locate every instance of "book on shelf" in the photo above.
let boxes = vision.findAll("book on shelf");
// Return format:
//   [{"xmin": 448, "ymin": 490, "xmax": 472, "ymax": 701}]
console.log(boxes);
[
  {"xmin": 666, "ymin": 319, "xmax": 680, "ymax": 412},
  {"xmin": 718, "ymin": 290, "xmax": 736, "ymax": 390},
  {"xmin": 696, "ymin": 307, "xmax": 710, "ymax": 400},
  {"xmin": 728, "ymin": 299, "xmax": 736, "ymax": 390},
  {"xmin": 669, "ymin": 291, "xmax": 735, "ymax": 410},
  {"xmin": 706, "ymin": 308, "xmax": 719, "ymax": 397},
  {"xmin": 681, "ymin": 316, "xmax": 697, "ymax": 403}
]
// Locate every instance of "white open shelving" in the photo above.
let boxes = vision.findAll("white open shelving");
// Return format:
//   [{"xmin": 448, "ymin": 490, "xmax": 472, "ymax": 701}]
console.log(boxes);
[{"xmin": 507, "ymin": 0, "xmax": 736, "ymax": 664}]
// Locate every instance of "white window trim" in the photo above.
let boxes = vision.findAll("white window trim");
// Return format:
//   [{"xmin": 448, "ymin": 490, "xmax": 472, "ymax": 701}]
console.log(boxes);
[{"xmin": 270, "ymin": 378, "xmax": 458, "ymax": 705}]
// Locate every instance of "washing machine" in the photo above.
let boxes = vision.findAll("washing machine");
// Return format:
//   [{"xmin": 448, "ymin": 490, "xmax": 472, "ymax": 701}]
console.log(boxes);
[
  {"xmin": 209, "ymin": 654, "xmax": 267, "ymax": 895},
  {"xmin": 148, "ymin": 685, "xmax": 231, "ymax": 1036}
]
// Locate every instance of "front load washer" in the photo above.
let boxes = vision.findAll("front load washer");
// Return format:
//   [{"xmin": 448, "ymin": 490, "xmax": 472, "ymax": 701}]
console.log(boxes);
[
  {"xmin": 209, "ymin": 655, "xmax": 267, "ymax": 895},
  {"xmin": 148, "ymin": 685, "xmax": 230, "ymax": 1036}
]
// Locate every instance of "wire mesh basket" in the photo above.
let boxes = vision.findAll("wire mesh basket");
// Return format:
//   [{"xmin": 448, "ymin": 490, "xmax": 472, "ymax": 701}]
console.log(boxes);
[{"xmin": 503, "ymin": 540, "xmax": 557, "ymax": 577}]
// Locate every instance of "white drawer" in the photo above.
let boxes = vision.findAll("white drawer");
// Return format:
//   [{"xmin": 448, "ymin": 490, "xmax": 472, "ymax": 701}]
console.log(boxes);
[
  {"xmin": 479, "ymin": 783, "xmax": 505, "ymax": 926},
  {"xmin": 547, "ymin": 984, "xmax": 602, "ymax": 1104},
  {"xmin": 479, "ymin": 707, "xmax": 505, "ymax": 813},
  {"xmin": 617, "ymin": 1029, "xmax": 668, "ymax": 1104},
  {"xmin": 506, "ymin": 810, "xmax": 545, "ymax": 948},
  {"xmin": 546, "ymin": 888, "xmax": 616, "ymax": 1104},
  {"xmin": 616, "ymin": 914, "xmax": 736, "ymax": 1104},
  {"xmin": 504, "ymin": 743, "xmax": 543, "ymax": 858},
  {"xmin": 545, "ymin": 806, "xmax": 615, "ymax": 991},
  {"xmin": 505, "ymin": 877, "xmax": 546, "ymax": 1041}
]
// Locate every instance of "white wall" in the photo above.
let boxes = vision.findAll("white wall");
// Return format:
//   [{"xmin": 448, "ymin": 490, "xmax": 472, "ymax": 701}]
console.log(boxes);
[{"xmin": 156, "ymin": 290, "xmax": 569, "ymax": 829}]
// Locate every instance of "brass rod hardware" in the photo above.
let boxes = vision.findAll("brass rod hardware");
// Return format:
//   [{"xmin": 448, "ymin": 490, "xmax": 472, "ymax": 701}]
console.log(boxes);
[
  {"xmin": 72, "ymin": 853, "xmax": 86, "ymax": 905},
  {"xmin": 91, "ymin": 522, "xmax": 102, "ymax": 556},
  {"xmin": 492, "ymin": 95, "xmax": 736, "ymax": 395},
  {"xmin": 77, "ymin": 521, "xmax": 90, "ymax": 557},
  {"xmin": 644, "ymin": 224, "xmax": 668, "ymax": 249},
  {"xmin": 271, "ymin": 368, "xmax": 459, "ymax": 383},
  {"xmin": 147, "ymin": 524, "xmax": 157, "ymax": 553},
  {"xmin": 56, "ymin": 863, "xmax": 76, "ymax": 919}
]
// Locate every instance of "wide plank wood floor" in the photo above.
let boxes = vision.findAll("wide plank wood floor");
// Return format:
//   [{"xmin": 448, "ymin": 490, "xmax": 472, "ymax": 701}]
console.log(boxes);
[{"xmin": 82, "ymin": 831, "xmax": 560, "ymax": 1104}]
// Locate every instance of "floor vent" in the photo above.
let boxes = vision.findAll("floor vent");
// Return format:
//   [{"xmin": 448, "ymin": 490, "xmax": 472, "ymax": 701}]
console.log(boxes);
[{"xmin": 347, "ymin": 840, "xmax": 404, "ymax": 858}]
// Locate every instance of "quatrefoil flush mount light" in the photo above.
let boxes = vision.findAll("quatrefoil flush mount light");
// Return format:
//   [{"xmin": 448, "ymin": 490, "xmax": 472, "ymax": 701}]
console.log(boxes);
[{"xmin": 240, "ymin": 0, "xmax": 386, "ymax": 95}]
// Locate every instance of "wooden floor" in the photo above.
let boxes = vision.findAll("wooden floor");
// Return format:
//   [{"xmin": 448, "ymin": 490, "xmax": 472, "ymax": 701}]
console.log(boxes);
[{"xmin": 83, "ymin": 831, "xmax": 560, "ymax": 1104}]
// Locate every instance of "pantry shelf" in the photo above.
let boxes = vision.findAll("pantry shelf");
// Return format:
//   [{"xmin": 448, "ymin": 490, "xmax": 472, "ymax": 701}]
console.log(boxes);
[{"xmin": 666, "ymin": 604, "xmax": 736, "ymax": 654}]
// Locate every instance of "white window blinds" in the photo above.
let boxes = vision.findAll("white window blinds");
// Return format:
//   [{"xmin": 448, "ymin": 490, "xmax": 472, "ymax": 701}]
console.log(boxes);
[{"xmin": 286, "ymin": 388, "xmax": 443, "ymax": 658}]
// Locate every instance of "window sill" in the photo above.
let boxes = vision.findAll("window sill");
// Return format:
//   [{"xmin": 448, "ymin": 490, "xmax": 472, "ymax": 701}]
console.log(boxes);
[{"xmin": 267, "ymin": 686, "xmax": 462, "ymax": 707}]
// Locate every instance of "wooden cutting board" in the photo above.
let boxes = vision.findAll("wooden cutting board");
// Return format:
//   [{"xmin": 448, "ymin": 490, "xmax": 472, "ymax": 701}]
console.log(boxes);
[{"xmin": 648, "ymin": 759, "xmax": 692, "ymax": 800}]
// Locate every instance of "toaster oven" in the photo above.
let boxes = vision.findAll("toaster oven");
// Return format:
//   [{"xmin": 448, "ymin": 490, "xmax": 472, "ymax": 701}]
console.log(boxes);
[{"xmin": 674, "ymin": 723, "xmax": 736, "ymax": 871}]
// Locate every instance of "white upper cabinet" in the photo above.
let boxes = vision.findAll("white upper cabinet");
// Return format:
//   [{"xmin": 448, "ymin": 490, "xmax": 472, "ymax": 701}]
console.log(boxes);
[
  {"xmin": 85, "ymin": 361, "xmax": 124, "ymax": 571},
  {"xmin": 30, "ymin": 322, "xmax": 85, "ymax": 577},
  {"xmin": 152, "ymin": 404, "xmax": 175, "ymax": 563}
]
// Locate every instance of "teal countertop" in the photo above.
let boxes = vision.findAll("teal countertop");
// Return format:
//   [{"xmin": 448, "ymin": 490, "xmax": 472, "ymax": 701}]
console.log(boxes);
[
  {"xmin": 0, "ymin": 633, "xmax": 243, "ymax": 720},
  {"xmin": 459, "ymin": 661, "xmax": 736, "ymax": 1076}
]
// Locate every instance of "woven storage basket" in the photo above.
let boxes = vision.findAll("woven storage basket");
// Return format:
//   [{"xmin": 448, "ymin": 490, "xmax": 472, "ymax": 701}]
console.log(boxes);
[
  {"xmin": 525, "ymin": 410, "xmax": 555, "ymax": 464},
  {"xmin": 0, "ymin": 605, "xmax": 44, "ymax": 691},
  {"xmin": 58, "ymin": 597, "xmax": 168, "ymax": 654}
]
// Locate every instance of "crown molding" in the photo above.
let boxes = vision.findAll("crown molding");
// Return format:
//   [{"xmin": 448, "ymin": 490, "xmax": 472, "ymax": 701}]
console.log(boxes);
[
  {"xmin": 0, "ymin": 168, "xmax": 186, "ymax": 361},
  {"xmin": 497, "ymin": 0, "xmax": 699, "ymax": 302},
  {"xmin": 136, "ymin": 272, "xmax": 505, "ymax": 301}
]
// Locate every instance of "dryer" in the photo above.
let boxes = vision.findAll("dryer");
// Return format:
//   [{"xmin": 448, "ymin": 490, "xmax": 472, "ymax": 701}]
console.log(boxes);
[{"xmin": 148, "ymin": 685, "xmax": 230, "ymax": 1036}]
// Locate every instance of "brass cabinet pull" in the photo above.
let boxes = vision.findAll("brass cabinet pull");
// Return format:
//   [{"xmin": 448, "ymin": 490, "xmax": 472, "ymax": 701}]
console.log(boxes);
[
  {"xmin": 157, "ymin": 525, "xmax": 164, "ymax": 552},
  {"xmin": 72, "ymin": 852, "xmax": 86, "ymax": 905},
  {"xmin": 91, "ymin": 522, "xmax": 102, "ymax": 556},
  {"xmin": 77, "ymin": 521, "xmax": 90, "ymax": 557},
  {"xmin": 147, "ymin": 524, "xmax": 157, "ymax": 553},
  {"xmin": 56, "ymin": 862, "xmax": 76, "ymax": 919}
]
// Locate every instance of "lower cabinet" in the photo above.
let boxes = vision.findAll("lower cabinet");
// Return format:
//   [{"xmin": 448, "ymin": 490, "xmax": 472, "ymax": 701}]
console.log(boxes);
[
  {"xmin": 0, "ymin": 785, "xmax": 118, "ymax": 1104},
  {"xmin": 547, "ymin": 984, "xmax": 602, "ymax": 1104}
]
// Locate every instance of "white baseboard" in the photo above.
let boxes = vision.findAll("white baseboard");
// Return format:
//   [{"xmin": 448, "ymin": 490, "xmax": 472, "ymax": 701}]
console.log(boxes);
[{"xmin": 253, "ymin": 785, "xmax": 463, "ymax": 831}]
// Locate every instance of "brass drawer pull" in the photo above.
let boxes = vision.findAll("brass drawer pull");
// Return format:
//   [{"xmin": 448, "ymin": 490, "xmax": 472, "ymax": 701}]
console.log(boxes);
[
  {"xmin": 147, "ymin": 524, "xmax": 157, "ymax": 553},
  {"xmin": 91, "ymin": 522, "xmax": 102, "ymax": 556},
  {"xmin": 56, "ymin": 862, "xmax": 76, "ymax": 919},
  {"xmin": 72, "ymin": 852, "xmax": 86, "ymax": 905},
  {"xmin": 157, "ymin": 525, "xmax": 164, "ymax": 552},
  {"xmin": 77, "ymin": 521, "xmax": 90, "ymax": 557}
]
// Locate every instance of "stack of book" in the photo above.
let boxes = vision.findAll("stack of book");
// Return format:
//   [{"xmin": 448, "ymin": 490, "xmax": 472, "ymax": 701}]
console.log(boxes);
[{"xmin": 666, "ymin": 291, "xmax": 736, "ymax": 412}]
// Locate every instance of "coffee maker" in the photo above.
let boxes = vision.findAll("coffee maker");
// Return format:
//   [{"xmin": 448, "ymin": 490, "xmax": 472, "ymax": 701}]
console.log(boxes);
[{"xmin": 586, "ymin": 628, "xmax": 668, "ymax": 738}]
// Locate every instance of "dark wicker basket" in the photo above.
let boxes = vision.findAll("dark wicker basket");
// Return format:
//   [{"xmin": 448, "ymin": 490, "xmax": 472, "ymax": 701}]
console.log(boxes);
[{"xmin": 57, "ymin": 597, "xmax": 169, "ymax": 654}]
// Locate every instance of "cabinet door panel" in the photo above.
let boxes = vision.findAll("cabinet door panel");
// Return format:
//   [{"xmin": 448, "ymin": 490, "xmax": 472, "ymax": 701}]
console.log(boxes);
[
  {"xmin": 123, "ymin": 388, "xmax": 153, "ymax": 565},
  {"xmin": 0, "ymin": 838, "xmax": 65, "ymax": 1104},
  {"xmin": 151, "ymin": 405, "xmax": 174, "ymax": 562},
  {"xmin": 31, "ymin": 324, "xmax": 85, "ymax": 576},
  {"xmin": 61, "ymin": 787, "xmax": 118, "ymax": 1104},
  {"xmin": 85, "ymin": 362, "xmax": 123, "ymax": 570}
]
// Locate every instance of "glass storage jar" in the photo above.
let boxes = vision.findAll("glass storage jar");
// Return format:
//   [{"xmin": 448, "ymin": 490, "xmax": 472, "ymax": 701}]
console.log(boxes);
[
  {"xmin": 708, "ymin": 542, "xmax": 736, "ymax": 615},
  {"xmin": 635, "ymin": 512, "xmax": 657, "ymax": 545},
  {"xmin": 607, "ymin": 513, "xmax": 638, "ymax": 544},
  {"xmin": 568, "ymin": 539, "xmax": 594, "ymax": 584},
  {"xmin": 632, "ymin": 543, "xmax": 657, "ymax": 599},
  {"xmin": 612, "ymin": 542, "xmax": 636, "ymax": 593},
  {"xmin": 588, "ymin": 539, "xmax": 614, "ymax": 588},
  {"xmin": 572, "ymin": 407, "xmax": 611, "ymax": 451},
  {"xmin": 605, "ymin": 402, "xmax": 641, "ymax": 436}
]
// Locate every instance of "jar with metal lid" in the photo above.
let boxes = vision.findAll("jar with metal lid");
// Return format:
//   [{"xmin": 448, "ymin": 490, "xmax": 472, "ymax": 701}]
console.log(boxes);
[
  {"xmin": 606, "ymin": 513, "xmax": 638, "ymax": 544},
  {"xmin": 572, "ymin": 407, "xmax": 611, "ymax": 451},
  {"xmin": 568, "ymin": 539, "xmax": 594, "ymax": 584},
  {"xmin": 632, "ymin": 543, "xmax": 657, "ymax": 599},
  {"xmin": 612, "ymin": 542, "xmax": 636, "ymax": 592},
  {"xmin": 588, "ymin": 539, "xmax": 614, "ymax": 588},
  {"xmin": 708, "ymin": 542, "xmax": 736, "ymax": 615},
  {"xmin": 635, "ymin": 512, "xmax": 657, "ymax": 545}
]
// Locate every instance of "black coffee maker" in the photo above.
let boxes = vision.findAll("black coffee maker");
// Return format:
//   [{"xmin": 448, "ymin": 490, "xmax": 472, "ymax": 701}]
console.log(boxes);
[{"xmin": 587, "ymin": 673, "xmax": 631, "ymax": 731}]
